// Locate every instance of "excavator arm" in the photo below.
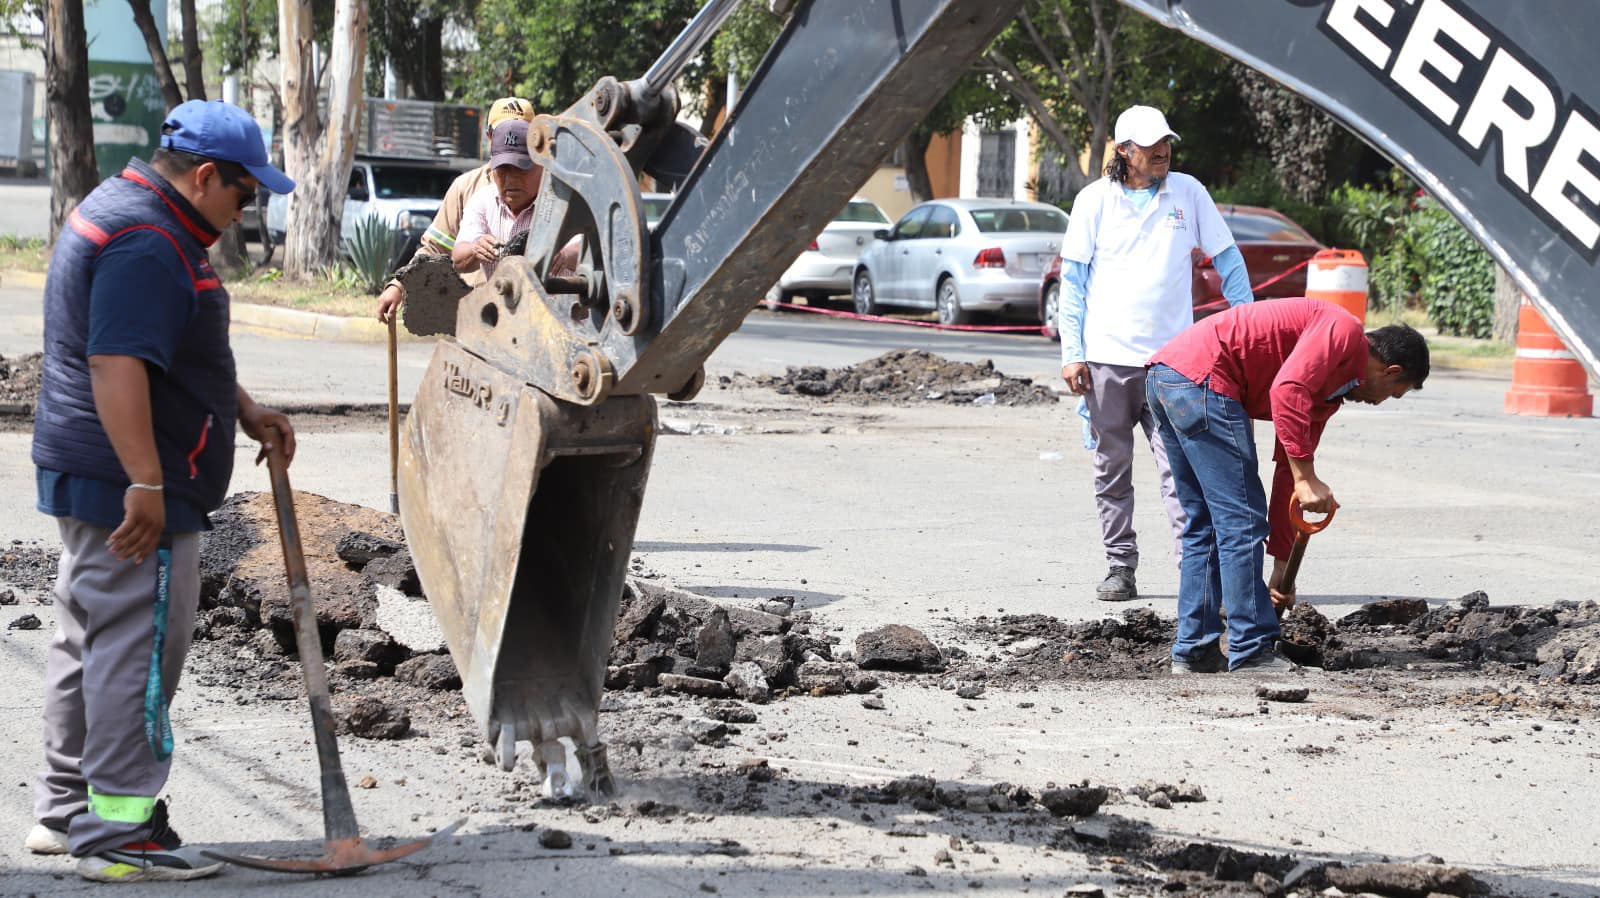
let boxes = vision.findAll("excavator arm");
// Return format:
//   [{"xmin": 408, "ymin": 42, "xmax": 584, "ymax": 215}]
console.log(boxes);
[{"xmin": 398, "ymin": 0, "xmax": 1025, "ymax": 796}]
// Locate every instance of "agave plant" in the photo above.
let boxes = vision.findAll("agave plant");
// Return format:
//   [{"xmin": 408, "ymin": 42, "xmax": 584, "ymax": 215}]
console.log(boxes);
[{"xmin": 342, "ymin": 213, "xmax": 401, "ymax": 295}]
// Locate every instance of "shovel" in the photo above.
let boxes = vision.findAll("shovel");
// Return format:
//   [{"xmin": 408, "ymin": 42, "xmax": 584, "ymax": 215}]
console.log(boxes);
[
  {"xmin": 1275, "ymin": 496, "xmax": 1335, "ymax": 617},
  {"xmin": 203, "ymin": 438, "xmax": 462, "ymax": 875}
]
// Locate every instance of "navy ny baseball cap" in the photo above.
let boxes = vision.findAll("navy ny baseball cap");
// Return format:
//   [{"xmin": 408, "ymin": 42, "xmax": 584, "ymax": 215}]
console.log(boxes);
[
  {"xmin": 488, "ymin": 120, "xmax": 534, "ymax": 171},
  {"xmin": 161, "ymin": 100, "xmax": 295, "ymax": 194}
]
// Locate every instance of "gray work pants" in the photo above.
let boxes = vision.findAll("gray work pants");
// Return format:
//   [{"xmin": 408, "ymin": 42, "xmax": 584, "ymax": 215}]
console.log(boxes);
[
  {"xmin": 36, "ymin": 517, "xmax": 200, "ymax": 857},
  {"xmin": 1083, "ymin": 362, "xmax": 1186, "ymax": 570}
]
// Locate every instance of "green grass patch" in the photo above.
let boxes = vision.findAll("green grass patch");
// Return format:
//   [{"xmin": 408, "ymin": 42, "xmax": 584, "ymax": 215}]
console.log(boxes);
[
  {"xmin": 228, "ymin": 267, "xmax": 376, "ymax": 318},
  {"xmin": 0, "ymin": 234, "xmax": 48, "ymax": 273}
]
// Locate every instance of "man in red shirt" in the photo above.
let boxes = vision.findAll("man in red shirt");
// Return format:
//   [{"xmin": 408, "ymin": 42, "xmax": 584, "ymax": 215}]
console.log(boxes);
[{"xmin": 1145, "ymin": 299, "xmax": 1429, "ymax": 673}]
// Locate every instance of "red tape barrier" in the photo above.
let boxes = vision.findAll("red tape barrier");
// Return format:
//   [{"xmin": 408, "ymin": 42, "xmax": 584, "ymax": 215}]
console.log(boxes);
[
  {"xmin": 762, "ymin": 256, "xmax": 1319, "ymax": 335},
  {"xmin": 762, "ymin": 299, "xmax": 1045, "ymax": 332}
]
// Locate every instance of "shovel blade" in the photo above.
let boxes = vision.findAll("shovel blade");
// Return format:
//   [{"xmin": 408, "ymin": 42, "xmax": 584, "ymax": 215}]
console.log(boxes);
[{"xmin": 202, "ymin": 819, "xmax": 464, "ymax": 876}]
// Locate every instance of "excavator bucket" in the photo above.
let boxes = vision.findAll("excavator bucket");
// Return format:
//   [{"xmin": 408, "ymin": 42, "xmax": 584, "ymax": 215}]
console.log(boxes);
[{"xmin": 398, "ymin": 335, "xmax": 655, "ymax": 793}]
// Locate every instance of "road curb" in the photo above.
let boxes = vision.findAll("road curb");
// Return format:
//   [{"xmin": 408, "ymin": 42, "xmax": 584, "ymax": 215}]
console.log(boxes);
[
  {"xmin": 0, "ymin": 270, "xmax": 47, "ymax": 289},
  {"xmin": 231, "ymin": 302, "xmax": 397, "ymax": 343}
]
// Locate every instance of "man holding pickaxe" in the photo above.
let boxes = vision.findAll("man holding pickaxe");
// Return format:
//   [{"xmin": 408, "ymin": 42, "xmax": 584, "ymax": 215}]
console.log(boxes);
[{"xmin": 1144, "ymin": 299, "xmax": 1429, "ymax": 675}]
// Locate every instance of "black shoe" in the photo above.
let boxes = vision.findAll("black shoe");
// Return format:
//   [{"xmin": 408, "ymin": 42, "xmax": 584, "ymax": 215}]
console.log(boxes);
[
  {"xmin": 1232, "ymin": 646, "xmax": 1297, "ymax": 675},
  {"xmin": 76, "ymin": 800, "xmax": 222, "ymax": 883},
  {"xmin": 1096, "ymin": 566, "xmax": 1137, "ymax": 602},
  {"xmin": 1171, "ymin": 639, "xmax": 1225, "ymax": 675}
]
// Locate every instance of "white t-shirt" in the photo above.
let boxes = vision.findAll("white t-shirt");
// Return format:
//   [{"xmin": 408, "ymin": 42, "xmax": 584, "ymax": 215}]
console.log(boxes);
[{"xmin": 1061, "ymin": 172, "xmax": 1235, "ymax": 367}]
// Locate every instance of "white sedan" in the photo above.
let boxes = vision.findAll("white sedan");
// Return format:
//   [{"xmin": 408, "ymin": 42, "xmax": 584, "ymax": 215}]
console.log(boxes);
[{"xmin": 763, "ymin": 198, "xmax": 890, "ymax": 308}]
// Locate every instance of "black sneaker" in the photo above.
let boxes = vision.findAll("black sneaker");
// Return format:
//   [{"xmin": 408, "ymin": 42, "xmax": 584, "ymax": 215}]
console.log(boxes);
[
  {"xmin": 76, "ymin": 800, "xmax": 222, "ymax": 883},
  {"xmin": 1171, "ymin": 639, "xmax": 1225, "ymax": 675},
  {"xmin": 1096, "ymin": 566, "xmax": 1137, "ymax": 602}
]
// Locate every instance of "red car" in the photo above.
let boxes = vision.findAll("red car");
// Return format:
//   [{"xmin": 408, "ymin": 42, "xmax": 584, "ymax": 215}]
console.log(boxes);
[{"xmin": 1038, "ymin": 204, "xmax": 1324, "ymax": 340}]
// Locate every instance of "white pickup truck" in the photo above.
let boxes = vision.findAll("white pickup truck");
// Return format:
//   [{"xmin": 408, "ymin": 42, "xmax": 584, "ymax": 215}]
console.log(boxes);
[{"xmin": 266, "ymin": 155, "xmax": 475, "ymax": 262}]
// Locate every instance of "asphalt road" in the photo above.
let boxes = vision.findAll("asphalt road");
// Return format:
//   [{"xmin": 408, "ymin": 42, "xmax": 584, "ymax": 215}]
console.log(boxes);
[{"xmin": 0, "ymin": 283, "xmax": 1065, "ymax": 406}]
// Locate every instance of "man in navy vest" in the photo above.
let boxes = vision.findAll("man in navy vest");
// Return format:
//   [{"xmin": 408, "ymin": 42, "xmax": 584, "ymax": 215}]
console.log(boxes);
[{"xmin": 27, "ymin": 100, "xmax": 296, "ymax": 882}]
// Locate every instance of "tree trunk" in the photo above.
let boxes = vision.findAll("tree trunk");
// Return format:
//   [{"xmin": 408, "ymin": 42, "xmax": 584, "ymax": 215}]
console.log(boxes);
[
  {"xmin": 45, "ymin": 0, "xmax": 99, "ymax": 243},
  {"xmin": 419, "ymin": 17, "xmax": 445, "ymax": 101},
  {"xmin": 700, "ymin": 74, "xmax": 726, "ymax": 138},
  {"xmin": 1492, "ymin": 264, "xmax": 1520, "ymax": 344},
  {"xmin": 903, "ymin": 131, "xmax": 934, "ymax": 203},
  {"xmin": 126, "ymin": 0, "xmax": 184, "ymax": 110},
  {"xmin": 180, "ymin": 0, "xmax": 206, "ymax": 101},
  {"xmin": 281, "ymin": 0, "xmax": 368, "ymax": 279}
]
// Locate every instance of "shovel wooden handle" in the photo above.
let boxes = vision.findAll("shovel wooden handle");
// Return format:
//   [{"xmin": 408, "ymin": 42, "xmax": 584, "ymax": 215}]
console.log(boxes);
[{"xmin": 387, "ymin": 317, "xmax": 399, "ymax": 515}]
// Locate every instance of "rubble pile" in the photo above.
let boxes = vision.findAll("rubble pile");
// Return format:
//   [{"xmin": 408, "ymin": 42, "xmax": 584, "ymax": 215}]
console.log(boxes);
[
  {"xmin": 0, "ymin": 351, "xmax": 43, "ymax": 414},
  {"xmin": 721, "ymin": 349, "xmax": 1058, "ymax": 406},
  {"xmin": 606, "ymin": 580, "xmax": 946, "ymax": 702}
]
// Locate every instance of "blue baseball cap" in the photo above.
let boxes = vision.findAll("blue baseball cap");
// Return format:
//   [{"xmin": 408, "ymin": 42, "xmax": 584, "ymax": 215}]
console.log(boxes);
[{"xmin": 160, "ymin": 100, "xmax": 295, "ymax": 194}]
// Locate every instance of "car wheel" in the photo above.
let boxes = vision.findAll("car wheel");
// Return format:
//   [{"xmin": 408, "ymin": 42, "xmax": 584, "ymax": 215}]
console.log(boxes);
[
  {"xmin": 853, "ymin": 270, "xmax": 878, "ymax": 317},
  {"xmin": 762, "ymin": 285, "xmax": 793, "ymax": 311},
  {"xmin": 936, "ymin": 277, "xmax": 970, "ymax": 326},
  {"xmin": 1041, "ymin": 281, "xmax": 1061, "ymax": 341}
]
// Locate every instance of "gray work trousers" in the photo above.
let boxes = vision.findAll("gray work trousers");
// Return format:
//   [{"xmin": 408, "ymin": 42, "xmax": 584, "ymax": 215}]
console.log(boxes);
[
  {"xmin": 36, "ymin": 517, "xmax": 200, "ymax": 857},
  {"xmin": 1084, "ymin": 362, "xmax": 1186, "ymax": 570}
]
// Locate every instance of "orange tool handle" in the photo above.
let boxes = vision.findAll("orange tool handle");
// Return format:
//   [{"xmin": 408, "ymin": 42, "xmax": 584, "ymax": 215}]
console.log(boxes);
[{"xmin": 1288, "ymin": 496, "xmax": 1335, "ymax": 535}]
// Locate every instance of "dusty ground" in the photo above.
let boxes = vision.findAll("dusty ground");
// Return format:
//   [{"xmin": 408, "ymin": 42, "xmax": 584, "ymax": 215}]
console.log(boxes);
[{"xmin": 2, "ymin": 484, "xmax": 1590, "ymax": 896}]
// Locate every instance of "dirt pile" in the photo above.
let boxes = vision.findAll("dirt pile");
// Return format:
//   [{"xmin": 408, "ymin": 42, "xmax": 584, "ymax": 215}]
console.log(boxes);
[
  {"xmin": 1278, "ymin": 591, "xmax": 1600, "ymax": 683},
  {"xmin": 722, "ymin": 349, "xmax": 1058, "ymax": 406},
  {"xmin": 0, "ymin": 542, "xmax": 61, "ymax": 596},
  {"xmin": 956, "ymin": 607, "xmax": 1174, "ymax": 683},
  {"xmin": 0, "ymin": 352, "xmax": 42, "ymax": 413}
]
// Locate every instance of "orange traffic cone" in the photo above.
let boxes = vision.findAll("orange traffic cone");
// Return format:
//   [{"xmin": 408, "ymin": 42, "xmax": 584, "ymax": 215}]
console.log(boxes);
[
  {"xmin": 1306, "ymin": 249, "xmax": 1368, "ymax": 323},
  {"xmin": 1504, "ymin": 297, "xmax": 1593, "ymax": 417}
]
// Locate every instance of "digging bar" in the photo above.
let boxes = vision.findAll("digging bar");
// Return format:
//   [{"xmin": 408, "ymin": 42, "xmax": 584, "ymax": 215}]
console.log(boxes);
[
  {"xmin": 1276, "ymin": 497, "xmax": 1335, "ymax": 617},
  {"xmin": 203, "ymin": 438, "xmax": 462, "ymax": 874}
]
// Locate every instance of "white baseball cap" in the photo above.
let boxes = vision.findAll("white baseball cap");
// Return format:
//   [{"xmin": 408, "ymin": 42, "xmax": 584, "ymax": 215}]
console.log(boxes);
[{"xmin": 1114, "ymin": 105, "xmax": 1180, "ymax": 147}]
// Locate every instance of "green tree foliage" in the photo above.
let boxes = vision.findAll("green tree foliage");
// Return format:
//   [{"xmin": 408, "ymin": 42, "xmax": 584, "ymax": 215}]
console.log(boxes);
[
  {"xmin": 367, "ymin": 0, "xmax": 477, "ymax": 100},
  {"xmin": 463, "ymin": 0, "xmax": 701, "ymax": 112},
  {"xmin": 982, "ymin": 0, "xmax": 1248, "ymax": 200},
  {"xmin": 1327, "ymin": 173, "xmax": 1495, "ymax": 335}
]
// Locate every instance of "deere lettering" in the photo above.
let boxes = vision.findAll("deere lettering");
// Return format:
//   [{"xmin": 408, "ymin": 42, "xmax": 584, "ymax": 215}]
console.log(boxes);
[{"xmin": 1322, "ymin": 0, "xmax": 1600, "ymax": 256}]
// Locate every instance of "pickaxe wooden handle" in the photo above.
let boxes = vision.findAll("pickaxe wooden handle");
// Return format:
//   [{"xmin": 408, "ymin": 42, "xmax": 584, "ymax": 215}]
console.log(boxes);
[{"xmin": 203, "ymin": 438, "xmax": 461, "ymax": 875}]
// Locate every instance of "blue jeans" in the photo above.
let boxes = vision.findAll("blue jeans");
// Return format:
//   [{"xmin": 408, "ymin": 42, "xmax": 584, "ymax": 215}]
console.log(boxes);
[{"xmin": 1145, "ymin": 364, "xmax": 1279, "ymax": 669}]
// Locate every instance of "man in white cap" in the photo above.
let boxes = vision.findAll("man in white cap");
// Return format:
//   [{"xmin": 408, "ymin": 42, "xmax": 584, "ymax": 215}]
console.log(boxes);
[{"xmin": 1057, "ymin": 105, "xmax": 1253, "ymax": 612}]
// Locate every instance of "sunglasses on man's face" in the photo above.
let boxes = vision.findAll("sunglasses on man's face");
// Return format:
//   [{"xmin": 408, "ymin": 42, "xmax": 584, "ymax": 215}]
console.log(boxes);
[{"xmin": 215, "ymin": 168, "xmax": 259, "ymax": 212}]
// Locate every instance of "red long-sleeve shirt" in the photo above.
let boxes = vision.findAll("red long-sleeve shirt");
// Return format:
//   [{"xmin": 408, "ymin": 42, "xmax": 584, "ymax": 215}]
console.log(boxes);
[{"xmin": 1149, "ymin": 299, "xmax": 1367, "ymax": 558}]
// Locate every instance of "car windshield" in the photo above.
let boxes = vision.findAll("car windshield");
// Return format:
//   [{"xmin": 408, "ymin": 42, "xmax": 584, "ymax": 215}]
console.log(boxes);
[
  {"xmin": 370, "ymin": 166, "xmax": 457, "ymax": 199},
  {"xmin": 1224, "ymin": 211, "xmax": 1316, "ymax": 242},
  {"xmin": 834, "ymin": 201, "xmax": 888, "ymax": 224},
  {"xmin": 643, "ymin": 196, "xmax": 672, "ymax": 226},
  {"xmin": 969, "ymin": 207, "xmax": 1067, "ymax": 233}
]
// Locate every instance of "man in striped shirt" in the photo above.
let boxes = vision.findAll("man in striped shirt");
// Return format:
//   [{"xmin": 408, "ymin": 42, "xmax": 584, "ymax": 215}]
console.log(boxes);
[{"xmin": 375, "ymin": 97, "xmax": 534, "ymax": 323}]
